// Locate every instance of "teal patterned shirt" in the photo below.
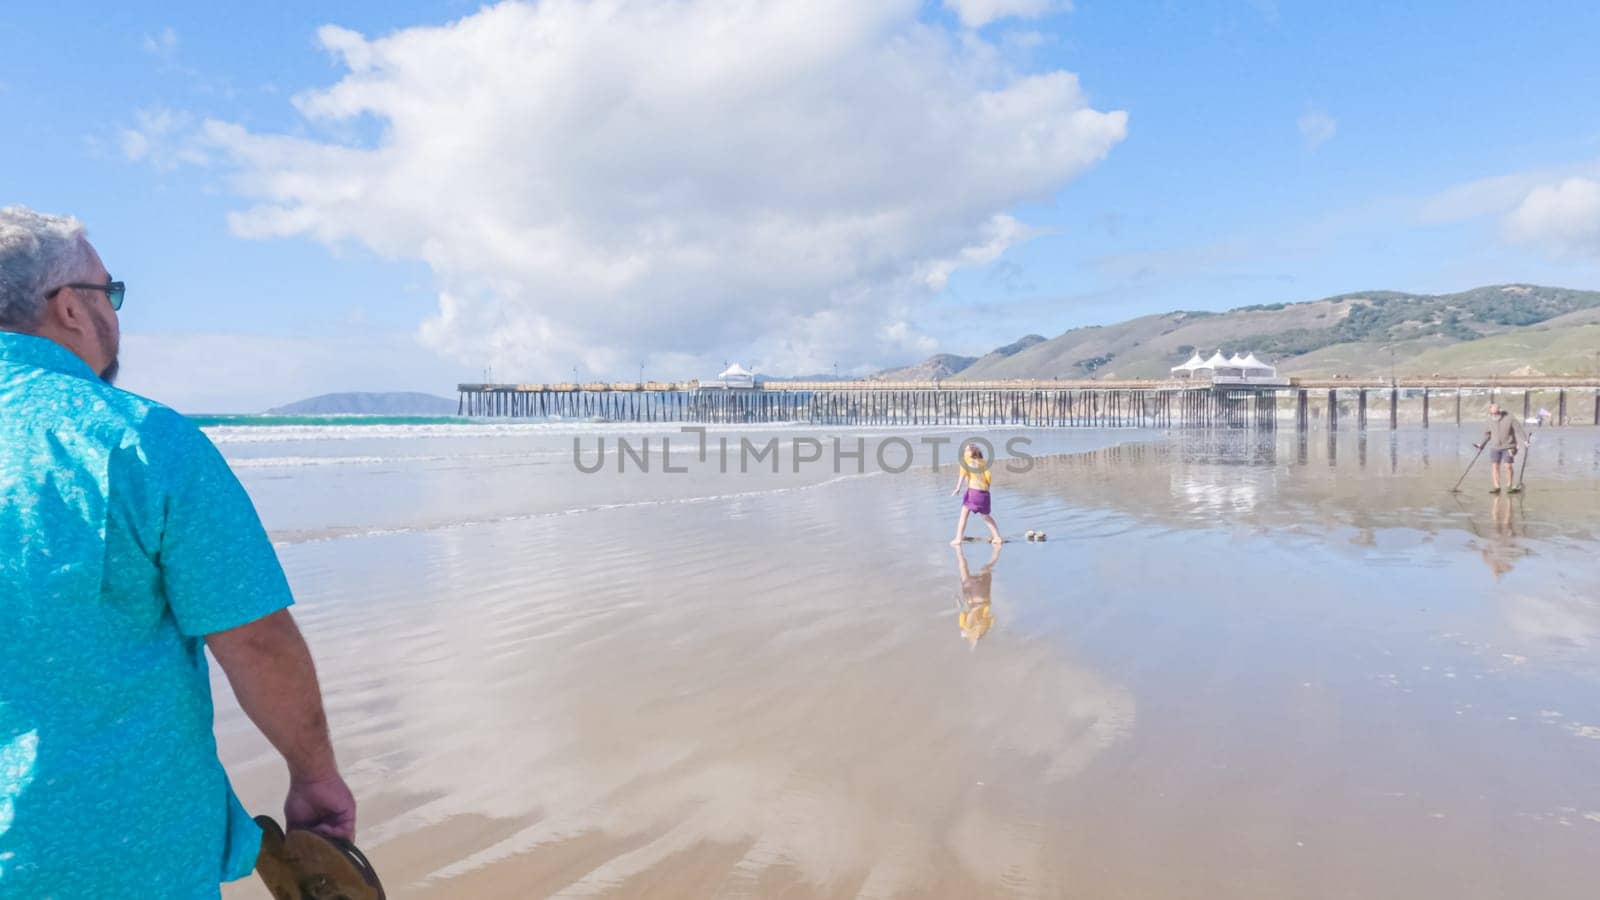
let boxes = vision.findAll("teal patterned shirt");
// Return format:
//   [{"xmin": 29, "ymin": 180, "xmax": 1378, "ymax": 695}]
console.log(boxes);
[{"xmin": 0, "ymin": 332, "xmax": 293, "ymax": 898}]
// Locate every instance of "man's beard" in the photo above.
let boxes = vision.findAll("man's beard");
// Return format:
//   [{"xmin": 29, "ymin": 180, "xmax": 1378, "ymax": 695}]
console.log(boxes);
[{"xmin": 93, "ymin": 312, "xmax": 119, "ymax": 385}]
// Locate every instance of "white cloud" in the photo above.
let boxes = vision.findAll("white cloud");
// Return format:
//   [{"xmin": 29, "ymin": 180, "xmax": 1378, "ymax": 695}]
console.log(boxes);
[
  {"xmin": 1416, "ymin": 159, "xmax": 1600, "ymax": 225},
  {"xmin": 920, "ymin": 214, "xmax": 1036, "ymax": 291},
  {"xmin": 142, "ymin": 26, "xmax": 179, "ymax": 61},
  {"xmin": 117, "ymin": 331, "xmax": 470, "ymax": 414},
  {"xmin": 1297, "ymin": 109, "xmax": 1336, "ymax": 151},
  {"xmin": 879, "ymin": 318, "xmax": 940, "ymax": 358},
  {"xmin": 182, "ymin": 0, "xmax": 1124, "ymax": 378},
  {"xmin": 1002, "ymin": 29, "xmax": 1051, "ymax": 51},
  {"xmin": 118, "ymin": 107, "xmax": 210, "ymax": 170},
  {"xmin": 944, "ymin": 0, "xmax": 1068, "ymax": 29},
  {"xmin": 1504, "ymin": 177, "xmax": 1600, "ymax": 259},
  {"xmin": 1418, "ymin": 171, "xmax": 1554, "ymax": 225}
]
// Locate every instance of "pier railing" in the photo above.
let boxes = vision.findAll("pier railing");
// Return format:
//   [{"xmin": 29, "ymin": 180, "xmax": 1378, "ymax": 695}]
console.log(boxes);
[{"xmin": 455, "ymin": 376, "xmax": 1600, "ymax": 429}]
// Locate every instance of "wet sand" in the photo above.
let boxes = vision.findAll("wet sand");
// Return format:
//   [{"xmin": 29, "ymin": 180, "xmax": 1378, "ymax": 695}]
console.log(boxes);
[{"xmin": 220, "ymin": 427, "xmax": 1600, "ymax": 898}]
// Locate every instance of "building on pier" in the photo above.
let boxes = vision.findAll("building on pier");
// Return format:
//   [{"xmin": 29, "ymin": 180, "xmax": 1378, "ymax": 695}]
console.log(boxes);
[
  {"xmin": 700, "ymin": 362, "xmax": 759, "ymax": 390},
  {"xmin": 1213, "ymin": 352, "xmax": 1287, "ymax": 387},
  {"xmin": 1170, "ymin": 352, "xmax": 1207, "ymax": 379},
  {"xmin": 1240, "ymin": 353, "xmax": 1275, "ymax": 377},
  {"xmin": 1195, "ymin": 351, "xmax": 1231, "ymax": 379}
]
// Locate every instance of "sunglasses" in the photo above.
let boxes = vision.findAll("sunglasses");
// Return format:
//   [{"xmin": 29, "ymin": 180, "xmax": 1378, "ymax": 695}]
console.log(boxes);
[{"xmin": 50, "ymin": 278, "xmax": 126, "ymax": 311}]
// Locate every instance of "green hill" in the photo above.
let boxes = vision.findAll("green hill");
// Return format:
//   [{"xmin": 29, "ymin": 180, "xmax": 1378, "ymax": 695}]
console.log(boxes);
[{"xmin": 926, "ymin": 284, "xmax": 1600, "ymax": 380}]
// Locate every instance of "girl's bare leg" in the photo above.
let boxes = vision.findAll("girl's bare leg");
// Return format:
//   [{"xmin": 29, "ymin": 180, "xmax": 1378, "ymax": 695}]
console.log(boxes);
[
  {"xmin": 981, "ymin": 513, "xmax": 1002, "ymax": 544},
  {"xmin": 951, "ymin": 507, "xmax": 972, "ymax": 545}
]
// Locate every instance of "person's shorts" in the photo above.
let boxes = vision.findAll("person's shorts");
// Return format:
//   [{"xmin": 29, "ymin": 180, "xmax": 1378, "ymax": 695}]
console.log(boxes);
[{"xmin": 1490, "ymin": 448, "xmax": 1515, "ymax": 464}]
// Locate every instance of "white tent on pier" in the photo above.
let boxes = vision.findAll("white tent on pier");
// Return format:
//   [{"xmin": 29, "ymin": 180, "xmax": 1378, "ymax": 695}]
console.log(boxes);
[
  {"xmin": 1239, "ymin": 352, "xmax": 1276, "ymax": 377},
  {"xmin": 702, "ymin": 362, "xmax": 758, "ymax": 389},
  {"xmin": 1193, "ymin": 350, "xmax": 1230, "ymax": 378},
  {"xmin": 1170, "ymin": 352, "xmax": 1207, "ymax": 379}
]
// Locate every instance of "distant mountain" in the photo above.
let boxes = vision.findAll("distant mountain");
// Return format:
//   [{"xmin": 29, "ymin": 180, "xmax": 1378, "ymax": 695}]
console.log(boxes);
[
  {"xmin": 871, "ymin": 334, "xmax": 1046, "ymax": 381},
  {"xmin": 983, "ymin": 334, "xmax": 1048, "ymax": 360},
  {"xmin": 872, "ymin": 353, "xmax": 978, "ymax": 381},
  {"xmin": 919, "ymin": 285, "xmax": 1600, "ymax": 381},
  {"xmin": 266, "ymin": 392, "xmax": 459, "ymax": 415}
]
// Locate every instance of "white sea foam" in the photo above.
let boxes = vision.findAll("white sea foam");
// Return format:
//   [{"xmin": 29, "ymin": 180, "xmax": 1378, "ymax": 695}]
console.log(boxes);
[
  {"xmin": 230, "ymin": 455, "xmax": 405, "ymax": 469},
  {"xmin": 270, "ymin": 470, "xmax": 886, "ymax": 546},
  {"xmin": 204, "ymin": 421, "xmax": 1029, "ymax": 445},
  {"xmin": 204, "ymin": 421, "xmax": 821, "ymax": 444},
  {"xmin": 226, "ymin": 451, "xmax": 565, "ymax": 469}
]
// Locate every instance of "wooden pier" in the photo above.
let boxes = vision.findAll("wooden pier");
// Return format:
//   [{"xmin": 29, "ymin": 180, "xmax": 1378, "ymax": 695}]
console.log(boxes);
[{"xmin": 456, "ymin": 376, "xmax": 1600, "ymax": 429}]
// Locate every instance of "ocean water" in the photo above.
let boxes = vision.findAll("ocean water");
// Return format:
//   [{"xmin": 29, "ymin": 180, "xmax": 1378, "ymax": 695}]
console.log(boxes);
[
  {"xmin": 214, "ymin": 418, "xmax": 1600, "ymax": 899},
  {"xmin": 207, "ymin": 417, "xmax": 1132, "ymax": 545}
]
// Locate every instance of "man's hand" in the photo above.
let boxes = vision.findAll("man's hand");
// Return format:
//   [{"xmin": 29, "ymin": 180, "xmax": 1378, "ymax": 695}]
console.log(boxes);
[
  {"xmin": 207, "ymin": 610, "xmax": 355, "ymax": 839},
  {"xmin": 286, "ymin": 774, "xmax": 357, "ymax": 841}
]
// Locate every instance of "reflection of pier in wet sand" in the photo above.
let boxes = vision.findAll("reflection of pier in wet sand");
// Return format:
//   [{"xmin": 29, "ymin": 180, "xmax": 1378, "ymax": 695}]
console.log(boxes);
[{"xmin": 457, "ymin": 376, "xmax": 1600, "ymax": 429}]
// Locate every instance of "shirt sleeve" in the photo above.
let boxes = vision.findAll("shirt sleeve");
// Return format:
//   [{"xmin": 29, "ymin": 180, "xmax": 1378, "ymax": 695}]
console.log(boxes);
[{"xmin": 148, "ymin": 408, "xmax": 294, "ymax": 636}]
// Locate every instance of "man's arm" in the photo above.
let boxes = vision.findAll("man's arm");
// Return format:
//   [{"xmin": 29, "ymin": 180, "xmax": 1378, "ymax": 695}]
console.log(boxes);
[{"xmin": 207, "ymin": 609, "xmax": 356, "ymax": 840}]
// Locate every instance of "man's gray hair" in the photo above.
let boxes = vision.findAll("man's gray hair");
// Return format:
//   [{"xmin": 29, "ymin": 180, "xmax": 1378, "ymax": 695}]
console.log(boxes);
[{"xmin": 0, "ymin": 206, "xmax": 92, "ymax": 330}]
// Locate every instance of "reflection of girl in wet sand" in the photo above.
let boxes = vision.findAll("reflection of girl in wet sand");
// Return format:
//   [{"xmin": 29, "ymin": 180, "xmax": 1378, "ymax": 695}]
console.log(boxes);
[
  {"xmin": 955, "ymin": 543, "xmax": 1001, "ymax": 647},
  {"xmin": 950, "ymin": 443, "xmax": 1003, "ymax": 546}
]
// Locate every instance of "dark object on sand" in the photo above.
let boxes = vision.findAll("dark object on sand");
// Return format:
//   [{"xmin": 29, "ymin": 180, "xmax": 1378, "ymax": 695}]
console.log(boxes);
[
  {"xmin": 254, "ymin": 816, "xmax": 385, "ymax": 900},
  {"xmin": 1450, "ymin": 442, "xmax": 1487, "ymax": 493},
  {"xmin": 1514, "ymin": 437, "xmax": 1532, "ymax": 493}
]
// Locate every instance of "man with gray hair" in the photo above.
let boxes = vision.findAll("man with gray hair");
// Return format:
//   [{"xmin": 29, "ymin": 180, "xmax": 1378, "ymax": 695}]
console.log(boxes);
[
  {"xmin": 0, "ymin": 206, "xmax": 357, "ymax": 896},
  {"xmin": 1475, "ymin": 402, "xmax": 1529, "ymax": 494}
]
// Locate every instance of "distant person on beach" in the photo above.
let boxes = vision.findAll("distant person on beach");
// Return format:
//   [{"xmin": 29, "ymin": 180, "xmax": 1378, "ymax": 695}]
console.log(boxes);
[
  {"xmin": 954, "ymin": 542, "xmax": 1001, "ymax": 647},
  {"xmin": 1475, "ymin": 403, "xmax": 1529, "ymax": 494},
  {"xmin": 0, "ymin": 206, "xmax": 355, "ymax": 897},
  {"xmin": 950, "ymin": 443, "xmax": 1003, "ymax": 545}
]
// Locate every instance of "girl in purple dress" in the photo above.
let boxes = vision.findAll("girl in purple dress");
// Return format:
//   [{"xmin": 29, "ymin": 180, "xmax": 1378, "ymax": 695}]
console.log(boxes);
[{"xmin": 949, "ymin": 444, "xmax": 1003, "ymax": 545}]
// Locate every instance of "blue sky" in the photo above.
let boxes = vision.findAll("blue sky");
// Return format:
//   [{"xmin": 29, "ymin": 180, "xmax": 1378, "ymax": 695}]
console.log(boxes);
[{"xmin": 4, "ymin": 1, "xmax": 1599, "ymax": 411}]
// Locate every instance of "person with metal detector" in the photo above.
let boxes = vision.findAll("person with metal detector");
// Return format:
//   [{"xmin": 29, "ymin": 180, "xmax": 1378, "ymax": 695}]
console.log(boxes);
[{"xmin": 1475, "ymin": 403, "xmax": 1530, "ymax": 494}]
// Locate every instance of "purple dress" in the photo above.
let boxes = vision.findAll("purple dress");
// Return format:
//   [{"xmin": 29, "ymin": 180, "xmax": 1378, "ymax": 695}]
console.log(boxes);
[{"xmin": 962, "ymin": 487, "xmax": 991, "ymax": 515}]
